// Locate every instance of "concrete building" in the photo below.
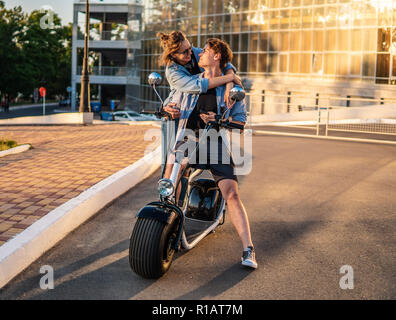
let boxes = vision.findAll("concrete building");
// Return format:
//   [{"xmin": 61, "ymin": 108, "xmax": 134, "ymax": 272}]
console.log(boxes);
[
  {"xmin": 71, "ymin": 0, "xmax": 142, "ymax": 111},
  {"xmin": 129, "ymin": 0, "xmax": 396, "ymax": 114}
]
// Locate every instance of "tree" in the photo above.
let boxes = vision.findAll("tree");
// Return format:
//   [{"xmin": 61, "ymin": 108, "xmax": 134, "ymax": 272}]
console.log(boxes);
[
  {"xmin": 0, "ymin": 1, "xmax": 27, "ymax": 99},
  {"xmin": 19, "ymin": 10, "xmax": 71, "ymax": 98},
  {"xmin": 0, "ymin": 2, "xmax": 72, "ymax": 100}
]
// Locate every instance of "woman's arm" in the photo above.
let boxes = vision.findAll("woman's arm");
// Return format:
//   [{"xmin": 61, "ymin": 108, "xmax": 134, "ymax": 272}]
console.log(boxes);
[
  {"xmin": 207, "ymin": 73, "xmax": 242, "ymax": 89},
  {"xmin": 166, "ymin": 66, "xmax": 209, "ymax": 94},
  {"xmin": 166, "ymin": 65, "xmax": 241, "ymax": 94}
]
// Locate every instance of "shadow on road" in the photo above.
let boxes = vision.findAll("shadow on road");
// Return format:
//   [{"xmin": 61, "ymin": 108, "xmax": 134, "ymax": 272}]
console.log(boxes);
[
  {"xmin": 175, "ymin": 263, "xmax": 254, "ymax": 300},
  {"xmin": 174, "ymin": 219, "xmax": 318, "ymax": 300}
]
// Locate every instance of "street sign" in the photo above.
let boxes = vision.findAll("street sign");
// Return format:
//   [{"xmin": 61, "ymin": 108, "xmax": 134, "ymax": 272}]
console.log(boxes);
[
  {"xmin": 39, "ymin": 87, "xmax": 47, "ymax": 97},
  {"xmin": 39, "ymin": 87, "xmax": 46, "ymax": 116},
  {"xmin": 67, "ymin": 86, "xmax": 72, "ymax": 93}
]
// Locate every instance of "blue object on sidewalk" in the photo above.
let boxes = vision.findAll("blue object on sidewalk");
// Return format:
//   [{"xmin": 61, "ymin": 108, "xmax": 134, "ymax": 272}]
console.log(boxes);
[
  {"xmin": 110, "ymin": 100, "xmax": 120, "ymax": 111},
  {"xmin": 90, "ymin": 102, "xmax": 101, "ymax": 113},
  {"xmin": 100, "ymin": 112, "xmax": 114, "ymax": 121}
]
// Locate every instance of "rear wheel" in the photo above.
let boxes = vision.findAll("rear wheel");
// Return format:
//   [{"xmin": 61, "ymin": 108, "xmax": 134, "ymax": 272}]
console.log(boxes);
[{"xmin": 129, "ymin": 215, "xmax": 179, "ymax": 279}]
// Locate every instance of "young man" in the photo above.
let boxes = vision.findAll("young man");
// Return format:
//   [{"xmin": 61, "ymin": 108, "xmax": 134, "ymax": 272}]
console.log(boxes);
[{"xmin": 167, "ymin": 38, "xmax": 257, "ymax": 269}]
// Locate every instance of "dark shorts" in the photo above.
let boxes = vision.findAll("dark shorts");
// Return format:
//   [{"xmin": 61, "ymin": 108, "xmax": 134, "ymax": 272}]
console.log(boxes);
[
  {"xmin": 208, "ymin": 163, "xmax": 238, "ymax": 185},
  {"xmin": 191, "ymin": 138, "xmax": 238, "ymax": 185}
]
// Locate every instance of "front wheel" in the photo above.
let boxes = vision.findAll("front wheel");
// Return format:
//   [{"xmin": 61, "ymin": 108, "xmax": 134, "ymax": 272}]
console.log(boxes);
[{"xmin": 129, "ymin": 216, "xmax": 179, "ymax": 279}]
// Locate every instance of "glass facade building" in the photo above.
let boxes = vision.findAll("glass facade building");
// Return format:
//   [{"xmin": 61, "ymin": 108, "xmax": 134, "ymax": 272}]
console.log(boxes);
[{"xmin": 127, "ymin": 0, "xmax": 396, "ymax": 113}]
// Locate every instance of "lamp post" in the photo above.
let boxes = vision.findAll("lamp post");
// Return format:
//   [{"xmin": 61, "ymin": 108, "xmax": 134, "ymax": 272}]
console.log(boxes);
[{"xmin": 79, "ymin": 0, "xmax": 90, "ymax": 113}]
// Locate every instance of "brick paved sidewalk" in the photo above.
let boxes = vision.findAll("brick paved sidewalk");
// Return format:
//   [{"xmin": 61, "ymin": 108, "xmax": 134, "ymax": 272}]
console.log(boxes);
[{"xmin": 0, "ymin": 124, "xmax": 158, "ymax": 247}]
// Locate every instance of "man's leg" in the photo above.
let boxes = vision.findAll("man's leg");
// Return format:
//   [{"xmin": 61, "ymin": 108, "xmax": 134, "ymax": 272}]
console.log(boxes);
[{"xmin": 217, "ymin": 179, "xmax": 253, "ymax": 250}]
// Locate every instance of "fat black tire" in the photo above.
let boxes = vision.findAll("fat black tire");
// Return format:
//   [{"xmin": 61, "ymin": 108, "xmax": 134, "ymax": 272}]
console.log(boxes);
[{"xmin": 129, "ymin": 215, "xmax": 179, "ymax": 279}]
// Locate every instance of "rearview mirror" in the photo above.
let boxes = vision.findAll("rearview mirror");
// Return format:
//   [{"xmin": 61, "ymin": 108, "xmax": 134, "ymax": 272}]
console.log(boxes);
[
  {"xmin": 148, "ymin": 72, "xmax": 162, "ymax": 86},
  {"xmin": 229, "ymin": 86, "xmax": 245, "ymax": 101}
]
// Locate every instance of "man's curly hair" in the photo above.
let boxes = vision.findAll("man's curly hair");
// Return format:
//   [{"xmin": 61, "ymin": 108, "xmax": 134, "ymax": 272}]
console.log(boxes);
[{"xmin": 205, "ymin": 38, "xmax": 233, "ymax": 69}]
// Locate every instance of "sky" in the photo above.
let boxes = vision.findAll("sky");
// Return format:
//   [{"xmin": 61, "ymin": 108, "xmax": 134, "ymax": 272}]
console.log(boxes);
[{"xmin": 5, "ymin": 0, "xmax": 74, "ymax": 25}]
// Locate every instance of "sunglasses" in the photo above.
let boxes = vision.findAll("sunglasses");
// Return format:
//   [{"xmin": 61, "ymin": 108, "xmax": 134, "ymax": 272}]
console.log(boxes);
[{"xmin": 176, "ymin": 46, "xmax": 192, "ymax": 56}]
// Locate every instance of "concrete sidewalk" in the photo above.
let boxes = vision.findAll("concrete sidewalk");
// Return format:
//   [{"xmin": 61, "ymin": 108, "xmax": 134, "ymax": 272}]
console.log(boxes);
[{"xmin": 0, "ymin": 124, "xmax": 158, "ymax": 247}]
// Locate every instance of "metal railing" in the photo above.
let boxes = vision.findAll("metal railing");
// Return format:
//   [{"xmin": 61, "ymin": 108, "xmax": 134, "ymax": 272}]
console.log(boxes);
[
  {"xmin": 246, "ymin": 91, "xmax": 396, "ymax": 115},
  {"xmin": 77, "ymin": 66, "xmax": 127, "ymax": 76},
  {"xmin": 325, "ymin": 107, "xmax": 396, "ymax": 136},
  {"xmin": 77, "ymin": 30, "xmax": 128, "ymax": 41},
  {"xmin": 247, "ymin": 91, "xmax": 396, "ymax": 137}
]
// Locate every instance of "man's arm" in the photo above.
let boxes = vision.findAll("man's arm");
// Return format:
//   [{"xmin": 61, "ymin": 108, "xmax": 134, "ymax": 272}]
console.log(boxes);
[{"xmin": 229, "ymin": 100, "xmax": 247, "ymax": 125}]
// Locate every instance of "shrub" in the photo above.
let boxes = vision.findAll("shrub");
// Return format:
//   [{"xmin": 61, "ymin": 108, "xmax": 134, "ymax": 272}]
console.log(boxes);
[{"xmin": 0, "ymin": 139, "xmax": 18, "ymax": 151}]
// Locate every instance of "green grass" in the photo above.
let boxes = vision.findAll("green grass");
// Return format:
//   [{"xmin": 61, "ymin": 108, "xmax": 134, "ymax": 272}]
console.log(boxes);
[{"xmin": 0, "ymin": 139, "xmax": 18, "ymax": 151}]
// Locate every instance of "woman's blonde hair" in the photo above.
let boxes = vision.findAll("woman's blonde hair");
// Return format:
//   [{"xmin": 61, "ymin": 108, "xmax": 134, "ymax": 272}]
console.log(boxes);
[{"xmin": 157, "ymin": 31, "xmax": 187, "ymax": 66}]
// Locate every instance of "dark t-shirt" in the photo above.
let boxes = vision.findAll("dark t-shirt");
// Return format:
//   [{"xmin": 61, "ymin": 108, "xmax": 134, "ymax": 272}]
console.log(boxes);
[
  {"xmin": 184, "ymin": 53, "xmax": 201, "ymax": 76},
  {"xmin": 184, "ymin": 51, "xmax": 216, "ymax": 131},
  {"xmin": 186, "ymin": 88, "xmax": 217, "ymax": 131}
]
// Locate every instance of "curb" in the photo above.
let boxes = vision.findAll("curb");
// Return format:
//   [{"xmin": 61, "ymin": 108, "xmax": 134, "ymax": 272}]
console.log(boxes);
[
  {"xmin": 0, "ymin": 112, "xmax": 93, "ymax": 126},
  {"xmin": 253, "ymin": 130, "xmax": 396, "ymax": 145},
  {"xmin": 0, "ymin": 145, "xmax": 161, "ymax": 289},
  {"xmin": 0, "ymin": 144, "xmax": 31, "ymax": 158},
  {"xmin": 92, "ymin": 120, "xmax": 161, "ymax": 127}
]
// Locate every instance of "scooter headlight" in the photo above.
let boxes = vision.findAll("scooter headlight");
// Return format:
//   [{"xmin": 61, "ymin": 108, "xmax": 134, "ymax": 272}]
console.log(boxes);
[{"xmin": 158, "ymin": 179, "xmax": 174, "ymax": 197}]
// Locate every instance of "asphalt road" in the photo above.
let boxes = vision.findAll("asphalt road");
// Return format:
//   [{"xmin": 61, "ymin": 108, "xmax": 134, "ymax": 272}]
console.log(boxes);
[
  {"xmin": 0, "ymin": 104, "xmax": 59, "ymax": 119},
  {"xmin": 0, "ymin": 135, "xmax": 395, "ymax": 300}
]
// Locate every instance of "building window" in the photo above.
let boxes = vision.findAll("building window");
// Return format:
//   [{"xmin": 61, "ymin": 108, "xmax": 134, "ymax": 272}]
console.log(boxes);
[
  {"xmin": 350, "ymin": 54, "xmax": 361, "ymax": 76},
  {"xmin": 362, "ymin": 54, "xmax": 376, "ymax": 77},
  {"xmin": 240, "ymin": 53, "xmax": 248, "ymax": 73},
  {"xmin": 249, "ymin": 53, "xmax": 258, "ymax": 72},
  {"xmin": 279, "ymin": 53, "xmax": 288, "ymax": 73},
  {"xmin": 376, "ymin": 54, "xmax": 390, "ymax": 82}
]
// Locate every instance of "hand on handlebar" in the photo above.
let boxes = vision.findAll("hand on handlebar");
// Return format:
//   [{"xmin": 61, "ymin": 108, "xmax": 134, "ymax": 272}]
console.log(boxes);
[
  {"xmin": 199, "ymin": 111, "xmax": 217, "ymax": 124},
  {"xmin": 163, "ymin": 103, "xmax": 181, "ymax": 119},
  {"xmin": 200, "ymin": 112, "xmax": 245, "ymax": 131}
]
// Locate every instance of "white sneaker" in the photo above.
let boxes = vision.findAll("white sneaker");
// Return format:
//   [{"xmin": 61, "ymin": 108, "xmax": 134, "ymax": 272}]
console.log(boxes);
[{"xmin": 241, "ymin": 246, "xmax": 258, "ymax": 269}]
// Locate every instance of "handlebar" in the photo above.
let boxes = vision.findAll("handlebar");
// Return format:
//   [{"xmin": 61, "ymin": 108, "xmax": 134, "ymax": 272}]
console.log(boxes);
[
  {"xmin": 140, "ymin": 109, "xmax": 171, "ymax": 119},
  {"xmin": 141, "ymin": 109, "xmax": 243, "ymax": 129},
  {"xmin": 208, "ymin": 115, "xmax": 244, "ymax": 130},
  {"xmin": 224, "ymin": 121, "xmax": 244, "ymax": 130}
]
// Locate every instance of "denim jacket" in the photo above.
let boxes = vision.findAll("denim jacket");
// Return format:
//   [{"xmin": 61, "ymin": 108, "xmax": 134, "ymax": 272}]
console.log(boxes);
[{"xmin": 163, "ymin": 46, "xmax": 236, "ymax": 106}]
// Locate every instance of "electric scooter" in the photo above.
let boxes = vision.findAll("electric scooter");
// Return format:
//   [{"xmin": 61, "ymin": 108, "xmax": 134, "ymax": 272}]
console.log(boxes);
[{"xmin": 129, "ymin": 72, "xmax": 245, "ymax": 278}]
